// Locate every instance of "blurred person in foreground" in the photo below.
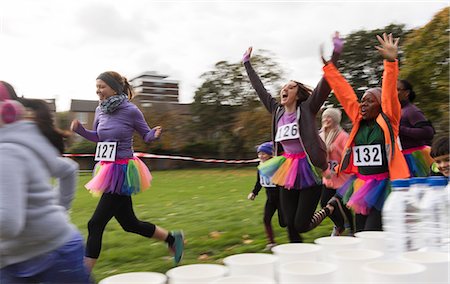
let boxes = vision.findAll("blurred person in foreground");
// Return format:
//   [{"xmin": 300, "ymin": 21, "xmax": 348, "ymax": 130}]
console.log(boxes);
[
  {"xmin": 398, "ymin": 79, "xmax": 435, "ymax": 177},
  {"xmin": 19, "ymin": 98, "xmax": 72, "ymax": 155},
  {"xmin": 0, "ymin": 81, "xmax": 91, "ymax": 283}
]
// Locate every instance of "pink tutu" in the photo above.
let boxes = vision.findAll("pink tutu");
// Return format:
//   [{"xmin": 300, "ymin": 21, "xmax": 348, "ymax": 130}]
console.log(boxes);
[{"xmin": 86, "ymin": 157, "xmax": 152, "ymax": 196}]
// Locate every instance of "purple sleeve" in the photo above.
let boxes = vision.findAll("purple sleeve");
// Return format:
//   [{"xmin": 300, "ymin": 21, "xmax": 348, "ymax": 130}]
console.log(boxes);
[
  {"xmin": 400, "ymin": 108, "xmax": 434, "ymax": 140},
  {"xmin": 133, "ymin": 108, "xmax": 157, "ymax": 143},
  {"xmin": 73, "ymin": 123, "xmax": 99, "ymax": 142}
]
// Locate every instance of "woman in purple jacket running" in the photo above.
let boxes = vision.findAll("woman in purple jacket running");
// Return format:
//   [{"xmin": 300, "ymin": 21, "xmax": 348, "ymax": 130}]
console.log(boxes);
[{"xmin": 71, "ymin": 71, "xmax": 184, "ymax": 272}]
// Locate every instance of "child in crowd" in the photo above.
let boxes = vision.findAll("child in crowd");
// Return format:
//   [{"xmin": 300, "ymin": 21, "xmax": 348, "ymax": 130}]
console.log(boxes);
[
  {"xmin": 430, "ymin": 136, "xmax": 449, "ymax": 177},
  {"xmin": 248, "ymin": 142, "xmax": 286, "ymax": 250}
]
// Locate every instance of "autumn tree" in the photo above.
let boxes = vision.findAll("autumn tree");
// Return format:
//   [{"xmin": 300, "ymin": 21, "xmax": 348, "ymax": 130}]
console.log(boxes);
[
  {"xmin": 191, "ymin": 50, "xmax": 284, "ymax": 157},
  {"xmin": 400, "ymin": 7, "xmax": 449, "ymax": 134}
]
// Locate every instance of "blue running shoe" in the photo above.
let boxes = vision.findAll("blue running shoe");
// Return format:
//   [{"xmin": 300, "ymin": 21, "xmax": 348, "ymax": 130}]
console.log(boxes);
[{"xmin": 170, "ymin": 231, "xmax": 184, "ymax": 265}]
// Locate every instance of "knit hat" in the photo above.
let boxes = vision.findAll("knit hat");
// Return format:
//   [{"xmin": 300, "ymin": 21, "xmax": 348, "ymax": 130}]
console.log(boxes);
[
  {"xmin": 364, "ymin": 87, "xmax": 382, "ymax": 105},
  {"xmin": 257, "ymin": 142, "xmax": 273, "ymax": 155},
  {"xmin": 322, "ymin": 107, "xmax": 342, "ymax": 124}
]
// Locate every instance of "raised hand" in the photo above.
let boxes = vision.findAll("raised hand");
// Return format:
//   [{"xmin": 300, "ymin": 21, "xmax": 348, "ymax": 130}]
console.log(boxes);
[
  {"xmin": 333, "ymin": 31, "xmax": 344, "ymax": 54},
  {"xmin": 375, "ymin": 33, "xmax": 399, "ymax": 62},
  {"xmin": 242, "ymin": 47, "xmax": 253, "ymax": 63},
  {"xmin": 70, "ymin": 119, "xmax": 80, "ymax": 131},
  {"xmin": 153, "ymin": 126, "xmax": 162, "ymax": 138}
]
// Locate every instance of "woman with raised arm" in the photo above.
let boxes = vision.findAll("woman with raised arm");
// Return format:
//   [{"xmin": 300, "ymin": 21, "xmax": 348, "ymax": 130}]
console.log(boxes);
[
  {"xmin": 322, "ymin": 33, "xmax": 409, "ymax": 232},
  {"xmin": 242, "ymin": 34, "xmax": 348, "ymax": 242}
]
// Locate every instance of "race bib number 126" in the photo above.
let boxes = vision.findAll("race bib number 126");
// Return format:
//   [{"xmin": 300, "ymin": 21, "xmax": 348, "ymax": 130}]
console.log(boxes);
[
  {"xmin": 352, "ymin": 144, "xmax": 382, "ymax": 166},
  {"xmin": 275, "ymin": 123, "xmax": 300, "ymax": 142},
  {"xmin": 95, "ymin": 142, "xmax": 117, "ymax": 162}
]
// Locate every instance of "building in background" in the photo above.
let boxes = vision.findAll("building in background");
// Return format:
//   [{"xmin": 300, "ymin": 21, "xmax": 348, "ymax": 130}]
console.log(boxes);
[{"xmin": 130, "ymin": 71, "xmax": 179, "ymax": 107}]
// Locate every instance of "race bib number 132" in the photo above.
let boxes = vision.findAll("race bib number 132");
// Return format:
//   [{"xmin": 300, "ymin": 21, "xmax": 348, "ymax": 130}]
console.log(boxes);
[
  {"xmin": 95, "ymin": 142, "xmax": 117, "ymax": 162},
  {"xmin": 352, "ymin": 144, "xmax": 382, "ymax": 166}
]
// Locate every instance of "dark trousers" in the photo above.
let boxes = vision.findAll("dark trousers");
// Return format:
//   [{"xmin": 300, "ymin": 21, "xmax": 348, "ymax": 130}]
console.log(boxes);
[
  {"xmin": 85, "ymin": 193, "xmax": 156, "ymax": 258},
  {"xmin": 263, "ymin": 190, "xmax": 286, "ymax": 243},
  {"xmin": 279, "ymin": 184, "xmax": 322, "ymax": 243},
  {"xmin": 320, "ymin": 186, "xmax": 355, "ymax": 231},
  {"xmin": 355, "ymin": 209, "xmax": 382, "ymax": 232}
]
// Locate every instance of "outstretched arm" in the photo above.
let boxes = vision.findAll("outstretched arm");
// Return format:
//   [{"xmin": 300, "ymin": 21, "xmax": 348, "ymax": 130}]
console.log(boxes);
[
  {"xmin": 243, "ymin": 47, "xmax": 279, "ymax": 113},
  {"xmin": 309, "ymin": 33, "xmax": 344, "ymax": 114},
  {"xmin": 377, "ymin": 33, "xmax": 401, "ymax": 131}
]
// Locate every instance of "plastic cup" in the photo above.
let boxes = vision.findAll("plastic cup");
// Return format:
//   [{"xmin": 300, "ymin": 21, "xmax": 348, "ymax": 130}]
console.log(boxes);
[
  {"xmin": 354, "ymin": 231, "xmax": 389, "ymax": 252},
  {"xmin": 166, "ymin": 264, "xmax": 228, "ymax": 284},
  {"xmin": 278, "ymin": 261, "xmax": 337, "ymax": 284},
  {"xmin": 99, "ymin": 272, "xmax": 167, "ymax": 284},
  {"xmin": 314, "ymin": 236, "xmax": 361, "ymax": 258},
  {"xmin": 364, "ymin": 260, "xmax": 426, "ymax": 283},
  {"xmin": 400, "ymin": 251, "xmax": 449, "ymax": 283},
  {"xmin": 222, "ymin": 253, "xmax": 278, "ymax": 279},
  {"xmin": 271, "ymin": 243, "xmax": 323, "ymax": 265},
  {"xmin": 209, "ymin": 275, "xmax": 276, "ymax": 284},
  {"xmin": 330, "ymin": 248, "xmax": 384, "ymax": 282}
]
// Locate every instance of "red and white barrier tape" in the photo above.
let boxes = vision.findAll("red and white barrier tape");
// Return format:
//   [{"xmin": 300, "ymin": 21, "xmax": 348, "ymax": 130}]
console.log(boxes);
[{"xmin": 64, "ymin": 152, "xmax": 259, "ymax": 164}]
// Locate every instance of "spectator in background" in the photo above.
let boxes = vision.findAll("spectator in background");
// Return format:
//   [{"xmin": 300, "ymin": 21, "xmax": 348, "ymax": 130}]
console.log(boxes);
[
  {"xmin": 398, "ymin": 79, "xmax": 435, "ymax": 177},
  {"xmin": 0, "ymin": 81, "xmax": 91, "ymax": 283},
  {"xmin": 430, "ymin": 136, "xmax": 449, "ymax": 177},
  {"xmin": 319, "ymin": 107, "xmax": 355, "ymax": 236}
]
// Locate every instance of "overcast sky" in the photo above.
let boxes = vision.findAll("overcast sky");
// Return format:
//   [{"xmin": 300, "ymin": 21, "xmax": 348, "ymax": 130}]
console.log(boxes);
[{"xmin": 1, "ymin": 0, "xmax": 448, "ymax": 111}]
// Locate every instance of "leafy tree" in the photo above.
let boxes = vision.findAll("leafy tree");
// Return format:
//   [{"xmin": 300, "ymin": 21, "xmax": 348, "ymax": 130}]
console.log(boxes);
[
  {"xmin": 191, "ymin": 50, "xmax": 285, "ymax": 157},
  {"xmin": 400, "ymin": 7, "xmax": 449, "ymax": 134}
]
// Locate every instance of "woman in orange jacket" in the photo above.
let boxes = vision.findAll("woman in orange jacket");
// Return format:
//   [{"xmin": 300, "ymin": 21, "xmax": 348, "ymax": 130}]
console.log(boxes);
[{"xmin": 322, "ymin": 33, "xmax": 409, "ymax": 232}]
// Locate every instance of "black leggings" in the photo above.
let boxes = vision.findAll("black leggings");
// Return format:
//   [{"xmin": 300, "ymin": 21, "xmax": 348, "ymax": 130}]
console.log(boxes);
[
  {"xmin": 264, "ymin": 190, "xmax": 286, "ymax": 227},
  {"xmin": 355, "ymin": 209, "xmax": 382, "ymax": 232},
  {"xmin": 263, "ymin": 190, "xmax": 286, "ymax": 243},
  {"xmin": 279, "ymin": 184, "xmax": 323, "ymax": 243},
  {"xmin": 85, "ymin": 193, "xmax": 156, "ymax": 259},
  {"xmin": 320, "ymin": 187, "xmax": 355, "ymax": 231}
]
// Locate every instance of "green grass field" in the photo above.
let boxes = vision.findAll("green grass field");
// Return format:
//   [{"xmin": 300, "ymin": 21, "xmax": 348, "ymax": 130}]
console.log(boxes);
[{"xmin": 71, "ymin": 168, "xmax": 333, "ymax": 282}]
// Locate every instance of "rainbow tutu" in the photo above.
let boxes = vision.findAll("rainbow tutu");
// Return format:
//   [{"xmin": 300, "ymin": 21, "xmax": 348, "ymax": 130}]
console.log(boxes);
[
  {"xmin": 402, "ymin": 146, "xmax": 434, "ymax": 177},
  {"xmin": 337, "ymin": 173, "xmax": 390, "ymax": 215},
  {"xmin": 258, "ymin": 152, "xmax": 321, "ymax": 190},
  {"xmin": 86, "ymin": 157, "xmax": 152, "ymax": 196}
]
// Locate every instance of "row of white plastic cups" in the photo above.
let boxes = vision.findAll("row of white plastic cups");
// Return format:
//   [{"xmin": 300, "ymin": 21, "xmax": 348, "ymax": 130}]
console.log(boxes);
[
  {"xmin": 100, "ymin": 234, "xmax": 448, "ymax": 283},
  {"xmin": 99, "ymin": 249, "xmax": 448, "ymax": 284}
]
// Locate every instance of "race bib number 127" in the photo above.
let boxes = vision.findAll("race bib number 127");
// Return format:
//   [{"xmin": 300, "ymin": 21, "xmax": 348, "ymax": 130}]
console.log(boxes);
[{"xmin": 95, "ymin": 142, "xmax": 117, "ymax": 162}]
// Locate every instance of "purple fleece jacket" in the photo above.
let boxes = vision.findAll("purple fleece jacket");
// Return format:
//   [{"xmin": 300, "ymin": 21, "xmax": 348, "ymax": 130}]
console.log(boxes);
[{"xmin": 74, "ymin": 100, "xmax": 157, "ymax": 159}]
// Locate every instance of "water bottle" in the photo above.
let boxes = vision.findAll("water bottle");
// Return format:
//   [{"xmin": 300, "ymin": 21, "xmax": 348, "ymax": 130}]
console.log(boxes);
[
  {"xmin": 419, "ymin": 176, "xmax": 448, "ymax": 252},
  {"xmin": 383, "ymin": 179, "xmax": 410, "ymax": 258},
  {"xmin": 409, "ymin": 177, "xmax": 429, "ymax": 249}
]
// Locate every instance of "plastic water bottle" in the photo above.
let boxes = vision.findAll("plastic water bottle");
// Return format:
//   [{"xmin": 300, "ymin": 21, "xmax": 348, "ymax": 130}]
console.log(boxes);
[
  {"xmin": 383, "ymin": 179, "xmax": 410, "ymax": 257},
  {"xmin": 419, "ymin": 176, "xmax": 448, "ymax": 252},
  {"xmin": 409, "ymin": 177, "xmax": 429, "ymax": 249}
]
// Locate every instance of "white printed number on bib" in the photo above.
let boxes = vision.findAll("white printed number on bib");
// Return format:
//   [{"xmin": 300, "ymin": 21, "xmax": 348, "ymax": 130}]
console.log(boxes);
[
  {"xmin": 353, "ymin": 144, "xmax": 382, "ymax": 166},
  {"xmin": 260, "ymin": 175, "xmax": 276, "ymax": 188},
  {"xmin": 275, "ymin": 123, "xmax": 300, "ymax": 142},
  {"xmin": 95, "ymin": 142, "xmax": 117, "ymax": 162}
]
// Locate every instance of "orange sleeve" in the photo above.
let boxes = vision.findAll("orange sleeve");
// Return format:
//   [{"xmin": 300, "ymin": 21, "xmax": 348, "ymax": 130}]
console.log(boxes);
[
  {"xmin": 323, "ymin": 63, "xmax": 360, "ymax": 123},
  {"xmin": 381, "ymin": 60, "xmax": 401, "ymax": 135}
]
